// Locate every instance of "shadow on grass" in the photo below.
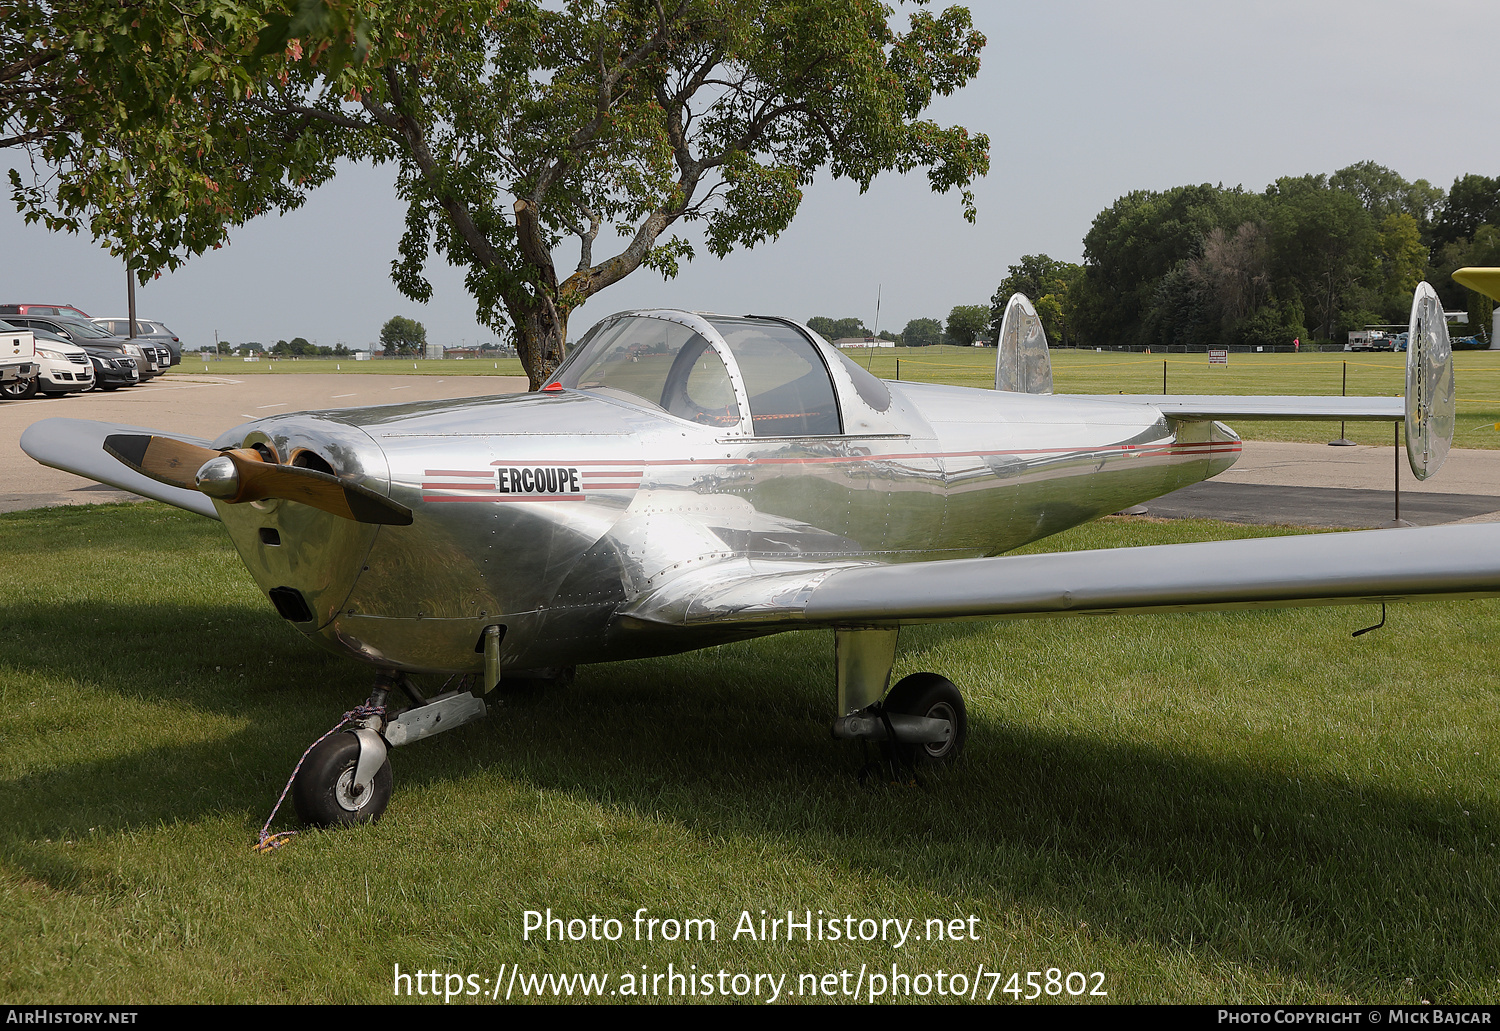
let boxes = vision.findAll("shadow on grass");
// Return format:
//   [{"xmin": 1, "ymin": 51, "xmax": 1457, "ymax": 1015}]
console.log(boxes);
[{"xmin": 2, "ymin": 591, "xmax": 1496, "ymax": 997}]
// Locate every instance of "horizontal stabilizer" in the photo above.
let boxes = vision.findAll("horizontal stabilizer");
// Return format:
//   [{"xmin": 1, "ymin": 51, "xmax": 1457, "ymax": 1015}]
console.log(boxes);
[
  {"xmin": 1452, "ymin": 266, "xmax": 1500, "ymax": 303},
  {"xmin": 1055, "ymin": 395, "xmax": 1404, "ymax": 422}
]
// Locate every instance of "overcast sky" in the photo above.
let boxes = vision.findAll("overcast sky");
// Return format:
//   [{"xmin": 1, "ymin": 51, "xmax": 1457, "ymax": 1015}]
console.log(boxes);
[{"xmin": 4, "ymin": 1, "xmax": 1498, "ymax": 351}]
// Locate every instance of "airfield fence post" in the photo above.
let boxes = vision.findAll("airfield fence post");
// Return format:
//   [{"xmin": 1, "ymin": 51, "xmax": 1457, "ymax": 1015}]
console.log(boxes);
[
  {"xmin": 896, "ymin": 359, "xmax": 901, "ymax": 381},
  {"xmin": 1163, "ymin": 360, "xmax": 1167, "ymax": 393},
  {"xmin": 1329, "ymin": 361, "xmax": 1356, "ymax": 446}
]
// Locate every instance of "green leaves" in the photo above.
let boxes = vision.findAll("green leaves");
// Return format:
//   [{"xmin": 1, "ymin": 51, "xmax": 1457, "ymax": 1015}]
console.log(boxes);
[
  {"xmin": 379, "ymin": 315, "xmax": 428, "ymax": 355},
  {"xmin": 7, "ymin": 1, "xmax": 990, "ymax": 388}
]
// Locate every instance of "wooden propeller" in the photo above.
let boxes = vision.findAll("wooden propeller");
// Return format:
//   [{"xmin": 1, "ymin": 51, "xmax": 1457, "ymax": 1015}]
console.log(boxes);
[{"xmin": 103, "ymin": 434, "xmax": 413, "ymax": 526}]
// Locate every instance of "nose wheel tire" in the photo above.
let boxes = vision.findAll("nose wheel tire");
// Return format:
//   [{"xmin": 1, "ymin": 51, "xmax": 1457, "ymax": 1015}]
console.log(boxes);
[
  {"xmin": 883, "ymin": 673, "xmax": 967, "ymax": 766},
  {"xmin": 292, "ymin": 731, "xmax": 393, "ymax": 827}
]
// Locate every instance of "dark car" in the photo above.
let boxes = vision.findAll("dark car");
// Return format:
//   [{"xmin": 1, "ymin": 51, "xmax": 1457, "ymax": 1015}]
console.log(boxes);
[
  {"xmin": 79, "ymin": 346, "xmax": 141, "ymax": 390},
  {"xmin": 4, "ymin": 315, "xmax": 160, "ymax": 380}
]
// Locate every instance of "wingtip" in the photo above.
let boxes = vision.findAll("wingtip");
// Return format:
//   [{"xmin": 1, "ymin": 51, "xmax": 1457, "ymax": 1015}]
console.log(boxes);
[{"xmin": 1453, "ymin": 267, "xmax": 1500, "ymax": 303}]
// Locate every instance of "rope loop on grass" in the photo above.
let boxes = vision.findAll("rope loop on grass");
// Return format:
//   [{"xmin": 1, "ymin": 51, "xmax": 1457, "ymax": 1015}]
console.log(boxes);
[{"xmin": 251, "ymin": 703, "xmax": 386, "ymax": 854}]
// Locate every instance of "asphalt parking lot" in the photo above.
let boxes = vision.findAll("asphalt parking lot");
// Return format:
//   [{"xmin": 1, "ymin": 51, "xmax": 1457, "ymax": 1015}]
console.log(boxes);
[
  {"xmin": 1149, "ymin": 439, "xmax": 1500, "ymax": 528},
  {"xmin": 0, "ymin": 372, "xmax": 527, "ymax": 512},
  {"xmin": 4, "ymin": 373, "xmax": 1500, "ymax": 527}
]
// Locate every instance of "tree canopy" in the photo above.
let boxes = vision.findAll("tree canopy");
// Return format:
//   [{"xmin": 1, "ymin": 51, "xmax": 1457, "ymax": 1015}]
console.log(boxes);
[
  {"xmin": 243, "ymin": 0, "xmax": 989, "ymax": 387},
  {"xmin": 988, "ymin": 254, "xmax": 1082, "ymax": 346},
  {"xmin": 1, "ymin": 0, "xmax": 411, "ymax": 276},
  {"xmin": 901, "ymin": 316, "xmax": 942, "ymax": 347},
  {"xmin": 945, "ymin": 304, "xmax": 988, "ymax": 346},
  {"xmin": 380, "ymin": 315, "xmax": 427, "ymax": 355},
  {"xmin": 807, "ymin": 316, "xmax": 872, "ymax": 341},
  {"xmin": 1059, "ymin": 162, "xmax": 1483, "ymax": 349}
]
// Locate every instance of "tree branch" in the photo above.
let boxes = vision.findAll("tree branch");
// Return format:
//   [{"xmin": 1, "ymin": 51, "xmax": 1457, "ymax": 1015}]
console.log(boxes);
[
  {"xmin": 0, "ymin": 48, "xmax": 60, "ymax": 84},
  {"xmin": 365, "ymin": 66, "xmax": 506, "ymax": 272},
  {"xmin": 246, "ymin": 96, "xmax": 376, "ymax": 132}
]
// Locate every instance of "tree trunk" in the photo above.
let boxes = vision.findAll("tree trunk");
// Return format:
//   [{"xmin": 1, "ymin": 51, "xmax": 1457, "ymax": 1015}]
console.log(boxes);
[{"xmin": 510, "ymin": 296, "xmax": 569, "ymax": 391}]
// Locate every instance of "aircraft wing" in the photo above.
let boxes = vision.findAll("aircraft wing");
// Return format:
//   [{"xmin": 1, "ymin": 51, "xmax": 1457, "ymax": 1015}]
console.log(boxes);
[
  {"xmin": 20, "ymin": 417, "xmax": 220, "ymax": 519},
  {"xmin": 619, "ymin": 524, "xmax": 1500, "ymax": 630},
  {"xmin": 1055, "ymin": 395, "xmax": 1403, "ymax": 422}
]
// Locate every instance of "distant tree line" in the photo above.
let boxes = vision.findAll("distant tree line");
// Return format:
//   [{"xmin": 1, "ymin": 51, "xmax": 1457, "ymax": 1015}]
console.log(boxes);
[
  {"xmin": 989, "ymin": 162, "xmax": 1500, "ymax": 349},
  {"xmin": 806, "ymin": 307, "xmax": 994, "ymax": 347},
  {"xmin": 203, "ymin": 339, "xmax": 351, "ymax": 356}
]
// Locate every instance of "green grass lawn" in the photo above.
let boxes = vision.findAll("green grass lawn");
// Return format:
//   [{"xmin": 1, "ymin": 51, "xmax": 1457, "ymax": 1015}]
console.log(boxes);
[{"xmin": 3, "ymin": 504, "xmax": 1498, "ymax": 1004}]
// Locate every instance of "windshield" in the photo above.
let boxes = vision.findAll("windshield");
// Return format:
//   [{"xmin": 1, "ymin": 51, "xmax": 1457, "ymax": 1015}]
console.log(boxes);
[{"xmin": 47, "ymin": 318, "xmax": 115, "ymax": 340}]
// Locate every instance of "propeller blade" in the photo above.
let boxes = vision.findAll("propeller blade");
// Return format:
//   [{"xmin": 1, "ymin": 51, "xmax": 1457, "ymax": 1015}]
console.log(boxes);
[
  {"xmin": 221, "ymin": 454, "xmax": 414, "ymax": 526},
  {"xmin": 103, "ymin": 434, "xmax": 413, "ymax": 526},
  {"xmin": 103, "ymin": 433, "xmax": 219, "ymax": 490}
]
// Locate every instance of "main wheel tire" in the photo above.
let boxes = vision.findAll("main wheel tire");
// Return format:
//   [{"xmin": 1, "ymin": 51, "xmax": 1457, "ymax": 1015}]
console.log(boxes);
[
  {"xmin": 0, "ymin": 378, "xmax": 38, "ymax": 400},
  {"xmin": 291, "ymin": 731, "xmax": 393, "ymax": 827},
  {"xmin": 883, "ymin": 672, "xmax": 967, "ymax": 766}
]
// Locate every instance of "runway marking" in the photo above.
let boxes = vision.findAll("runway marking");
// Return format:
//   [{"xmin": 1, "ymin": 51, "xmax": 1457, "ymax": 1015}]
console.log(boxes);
[
  {"xmin": 256, "ymin": 403, "xmax": 287, "ymax": 409},
  {"xmin": 331, "ymin": 393, "xmax": 357, "ymax": 398},
  {"xmin": 390, "ymin": 385, "xmax": 413, "ymax": 390}
]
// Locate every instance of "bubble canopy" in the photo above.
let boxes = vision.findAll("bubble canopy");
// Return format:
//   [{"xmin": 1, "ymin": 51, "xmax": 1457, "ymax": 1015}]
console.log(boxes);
[{"xmin": 553, "ymin": 312, "xmax": 847, "ymax": 436}]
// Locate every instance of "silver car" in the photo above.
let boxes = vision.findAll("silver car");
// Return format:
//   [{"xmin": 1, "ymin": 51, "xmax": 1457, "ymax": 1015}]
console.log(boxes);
[{"xmin": 91, "ymin": 318, "xmax": 182, "ymax": 365}]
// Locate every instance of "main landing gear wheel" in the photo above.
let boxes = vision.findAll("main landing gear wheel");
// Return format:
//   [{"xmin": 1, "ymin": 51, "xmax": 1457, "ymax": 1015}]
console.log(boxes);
[
  {"xmin": 291, "ymin": 732, "xmax": 393, "ymax": 827},
  {"xmin": 884, "ymin": 673, "xmax": 967, "ymax": 766}
]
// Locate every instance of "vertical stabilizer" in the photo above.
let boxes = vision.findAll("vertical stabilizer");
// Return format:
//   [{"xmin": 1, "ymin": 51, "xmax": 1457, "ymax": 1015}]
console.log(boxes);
[
  {"xmin": 1407, "ymin": 282, "xmax": 1456, "ymax": 481},
  {"xmin": 994, "ymin": 293, "xmax": 1053, "ymax": 394}
]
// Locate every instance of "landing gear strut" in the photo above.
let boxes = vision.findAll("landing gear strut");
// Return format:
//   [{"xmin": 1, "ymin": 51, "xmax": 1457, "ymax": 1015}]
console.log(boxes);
[
  {"xmin": 828, "ymin": 628, "xmax": 968, "ymax": 777},
  {"xmin": 290, "ymin": 671, "xmax": 488, "ymax": 829}
]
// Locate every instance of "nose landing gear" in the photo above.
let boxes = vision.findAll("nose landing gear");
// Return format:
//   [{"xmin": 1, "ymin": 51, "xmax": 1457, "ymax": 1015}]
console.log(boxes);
[
  {"xmin": 285, "ymin": 671, "xmax": 490, "ymax": 830},
  {"xmin": 292, "ymin": 728, "xmax": 393, "ymax": 827}
]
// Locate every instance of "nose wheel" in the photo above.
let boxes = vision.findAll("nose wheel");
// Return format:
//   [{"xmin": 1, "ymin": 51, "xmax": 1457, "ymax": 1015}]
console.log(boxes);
[{"xmin": 292, "ymin": 730, "xmax": 393, "ymax": 827}]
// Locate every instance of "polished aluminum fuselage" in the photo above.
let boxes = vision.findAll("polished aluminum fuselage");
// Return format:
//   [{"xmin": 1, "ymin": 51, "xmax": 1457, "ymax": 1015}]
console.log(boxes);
[{"xmin": 212, "ymin": 318, "xmax": 1239, "ymax": 675}]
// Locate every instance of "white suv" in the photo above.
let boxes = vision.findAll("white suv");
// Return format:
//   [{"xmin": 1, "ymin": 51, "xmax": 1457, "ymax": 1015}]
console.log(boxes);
[
  {"xmin": 33, "ymin": 338, "xmax": 95, "ymax": 396},
  {"xmin": 0, "ymin": 322, "xmax": 92, "ymax": 398}
]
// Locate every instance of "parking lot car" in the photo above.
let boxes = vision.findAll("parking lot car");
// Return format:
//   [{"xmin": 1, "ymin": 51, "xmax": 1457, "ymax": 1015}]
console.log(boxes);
[
  {"xmin": 80, "ymin": 347, "xmax": 140, "ymax": 390},
  {"xmin": 0, "ymin": 320, "xmax": 92, "ymax": 397},
  {"xmin": 91, "ymin": 318, "xmax": 183, "ymax": 365},
  {"xmin": 4, "ymin": 315, "xmax": 159, "ymax": 380},
  {"xmin": 0, "ymin": 323, "xmax": 40, "ymax": 397},
  {"xmin": 0, "ymin": 303, "xmax": 91, "ymax": 318}
]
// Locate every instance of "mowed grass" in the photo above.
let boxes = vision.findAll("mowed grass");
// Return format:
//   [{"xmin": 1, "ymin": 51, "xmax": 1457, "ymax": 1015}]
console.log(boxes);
[{"xmin": 3, "ymin": 504, "xmax": 1499, "ymax": 1004}]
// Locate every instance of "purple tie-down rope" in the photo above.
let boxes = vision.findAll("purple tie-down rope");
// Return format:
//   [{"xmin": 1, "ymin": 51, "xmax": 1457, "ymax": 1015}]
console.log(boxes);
[{"xmin": 252, "ymin": 703, "xmax": 386, "ymax": 853}]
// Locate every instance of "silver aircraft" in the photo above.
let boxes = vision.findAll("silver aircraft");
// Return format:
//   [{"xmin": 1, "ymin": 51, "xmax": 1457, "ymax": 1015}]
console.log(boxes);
[{"xmin": 22, "ymin": 283, "xmax": 1500, "ymax": 827}]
